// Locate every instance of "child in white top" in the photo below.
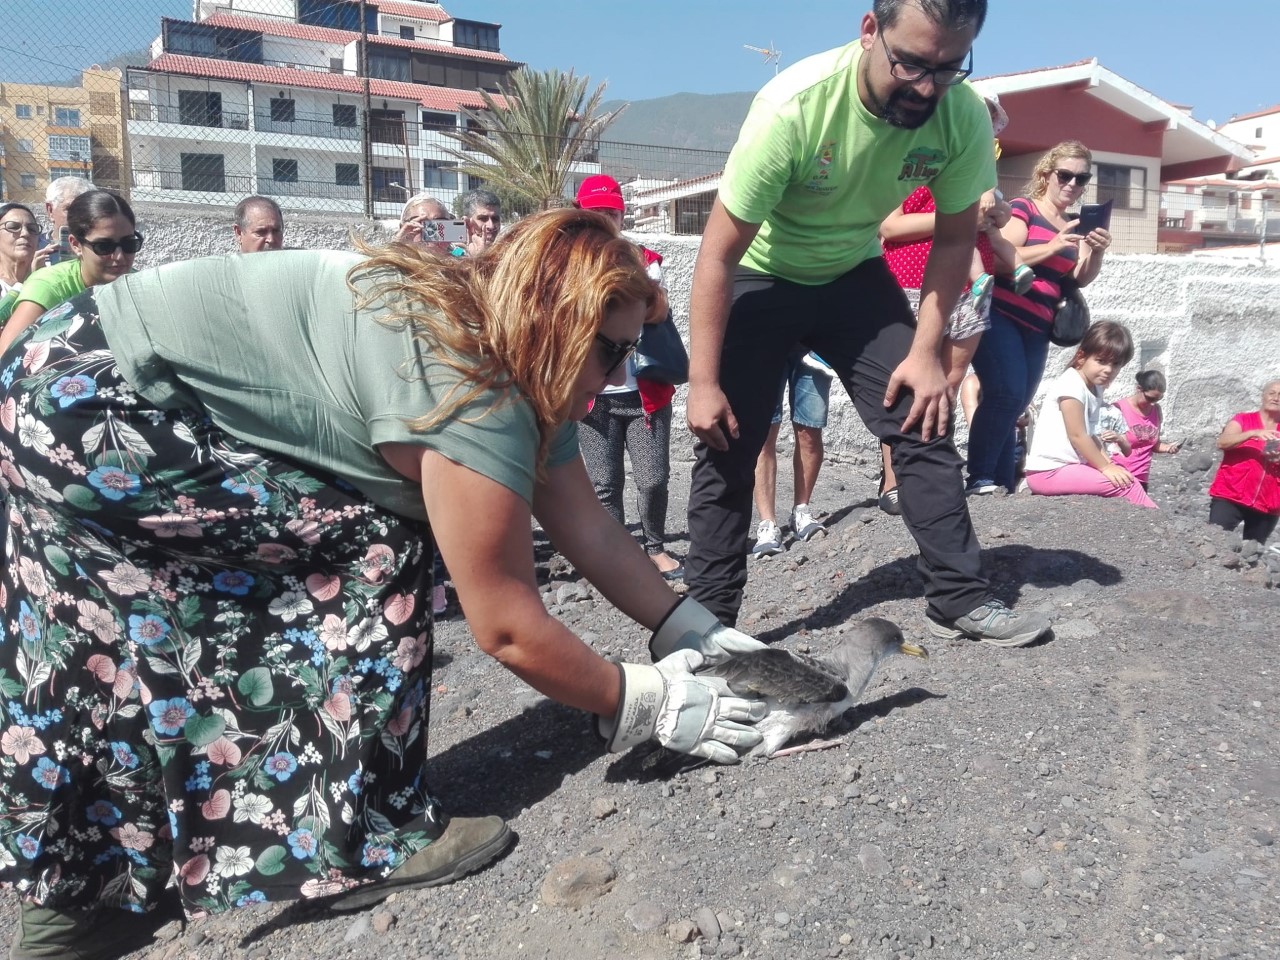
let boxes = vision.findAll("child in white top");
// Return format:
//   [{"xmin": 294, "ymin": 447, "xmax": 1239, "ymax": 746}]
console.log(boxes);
[{"xmin": 1025, "ymin": 321, "xmax": 1156, "ymax": 508}]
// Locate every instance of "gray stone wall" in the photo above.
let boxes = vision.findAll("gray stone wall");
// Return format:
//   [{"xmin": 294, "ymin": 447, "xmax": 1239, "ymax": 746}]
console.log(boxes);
[{"xmin": 130, "ymin": 204, "xmax": 1280, "ymax": 457}]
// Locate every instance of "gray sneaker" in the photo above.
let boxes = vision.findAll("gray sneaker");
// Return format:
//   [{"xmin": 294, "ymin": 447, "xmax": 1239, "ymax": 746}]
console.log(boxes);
[
  {"xmin": 926, "ymin": 599, "xmax": 1049, "ymax": 648},
  {"xmin": 752, "ymin": 520, "xmax": 784, "ymax": 557}
]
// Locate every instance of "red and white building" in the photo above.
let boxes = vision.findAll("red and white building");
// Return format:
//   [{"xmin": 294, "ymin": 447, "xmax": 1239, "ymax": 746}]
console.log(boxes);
[
  {"xmin": 972, "ymin": 59, "xmax": 1253, "ymax": 254},
  {"xmin": 126, "ymin": 0, "xmax": 524, "ymax": 215}
]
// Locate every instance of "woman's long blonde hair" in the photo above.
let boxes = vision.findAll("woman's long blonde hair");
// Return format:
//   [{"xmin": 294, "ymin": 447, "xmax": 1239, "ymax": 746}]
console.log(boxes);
[
  {"xmin": 1024, "ymin": 140, "xmax": 1092, "ymax": 199},
  {"xmin": 350, "ymin": 207, "xmax": 657, "ymax": 467}
]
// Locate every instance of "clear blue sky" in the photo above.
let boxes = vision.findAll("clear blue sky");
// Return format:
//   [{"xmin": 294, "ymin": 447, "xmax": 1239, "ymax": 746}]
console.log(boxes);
[{"xmin": 2, "ymin": 0, "xmax": 1276, "ymax": 126}]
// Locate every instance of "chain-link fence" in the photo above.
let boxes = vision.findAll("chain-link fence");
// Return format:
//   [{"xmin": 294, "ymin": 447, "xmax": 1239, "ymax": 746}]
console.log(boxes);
[{"xmin": 2, "ymin": 0, "xmax": 1272, "ymax": 253}]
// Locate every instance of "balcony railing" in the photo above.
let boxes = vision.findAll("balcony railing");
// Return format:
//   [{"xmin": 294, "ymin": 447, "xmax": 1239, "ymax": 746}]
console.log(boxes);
[
  {"xmin": 129, "ymin": 101, "xmax": 425, "ymax": 148},
  {"xmin": 129, "ymin": 102, "xmax": 250, "ymax": 130},
  {"xmin": 261, "ymin": 57, "xmax": 357, "ymax": 76},
  {"xmin": 132, "ymin": 168, "xmax": 255, "ymax": 194},
  {"xmin": 257, "ymin": 178, "xmax": 363, "ymax": 200},
  {"xmin": 254, "ymin": 111, "xmax": 362, "ymax": 141}
]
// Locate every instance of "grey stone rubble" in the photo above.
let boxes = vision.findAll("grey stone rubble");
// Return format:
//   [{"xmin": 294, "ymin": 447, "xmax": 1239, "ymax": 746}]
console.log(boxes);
[{"xmin": 2, "ymin": 435, "xmax": 1277, "ymax": 959}]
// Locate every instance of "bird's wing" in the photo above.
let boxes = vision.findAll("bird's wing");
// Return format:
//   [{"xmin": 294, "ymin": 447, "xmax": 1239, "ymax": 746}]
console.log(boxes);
[{"xmin": 707, "ymin": 648, "xmax": 848, "ymax": 704}]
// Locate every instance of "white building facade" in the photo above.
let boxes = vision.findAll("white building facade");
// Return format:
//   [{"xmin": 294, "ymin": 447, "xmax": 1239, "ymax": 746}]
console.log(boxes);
[{"xmin": 126, "ymin": 0, "xmax": 523, "ymax": 217}]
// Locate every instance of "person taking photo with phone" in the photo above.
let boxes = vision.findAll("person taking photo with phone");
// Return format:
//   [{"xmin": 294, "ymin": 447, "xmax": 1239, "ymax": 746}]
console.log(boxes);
[
  {"xmin": 0, "ymin": 190, "xmax": 142, "ymax": 353},
  {"xmin": 965, "ymin": 140, "xmax": 1111, "ymax": 496}
]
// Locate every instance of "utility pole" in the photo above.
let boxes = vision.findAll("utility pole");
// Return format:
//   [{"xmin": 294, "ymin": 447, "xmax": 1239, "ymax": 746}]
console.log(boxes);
[{"xmin": 359, "ymin": 0, "xmax": 373, "ymax": 217}]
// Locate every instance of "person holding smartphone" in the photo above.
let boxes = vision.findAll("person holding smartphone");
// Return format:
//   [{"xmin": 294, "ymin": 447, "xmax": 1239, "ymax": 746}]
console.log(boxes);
[
  {"xmin": 965, "ymin": 139, "xmax": 1112, "ymax": 496},
  {"xmin": 1110, "ymin": 369, "xmax": 1181, "ymax": 491}
]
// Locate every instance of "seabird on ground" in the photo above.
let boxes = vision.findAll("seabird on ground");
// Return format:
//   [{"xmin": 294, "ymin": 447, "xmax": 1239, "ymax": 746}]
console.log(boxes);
[{"xmin": 705, "ymin": 617, "xmax": 928, "ymax": 758}]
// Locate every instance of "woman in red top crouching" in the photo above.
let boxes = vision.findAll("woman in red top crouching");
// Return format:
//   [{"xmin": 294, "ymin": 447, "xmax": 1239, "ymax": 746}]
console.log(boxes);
[{"xmin": 1207, "ymin": 379, "xmax": 1280, "ymax": 544}]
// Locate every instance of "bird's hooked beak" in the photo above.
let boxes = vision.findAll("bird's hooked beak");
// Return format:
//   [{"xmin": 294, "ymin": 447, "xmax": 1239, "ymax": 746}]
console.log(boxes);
[{"xmin": 898, "ymin": 641, "xmax": 929, "ymax": 659}]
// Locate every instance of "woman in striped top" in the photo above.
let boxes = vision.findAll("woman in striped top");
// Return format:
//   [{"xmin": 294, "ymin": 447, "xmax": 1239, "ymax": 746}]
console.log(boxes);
[{"xmin": 965, "ymin": 140, "xmax": 1112, "ymax": 494}]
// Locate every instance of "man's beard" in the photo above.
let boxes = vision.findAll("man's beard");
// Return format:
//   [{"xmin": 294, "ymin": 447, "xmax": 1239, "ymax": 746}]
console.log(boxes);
[{"xmin": 862, "ymin": 62, "xmax": 939, "ymax": 129}]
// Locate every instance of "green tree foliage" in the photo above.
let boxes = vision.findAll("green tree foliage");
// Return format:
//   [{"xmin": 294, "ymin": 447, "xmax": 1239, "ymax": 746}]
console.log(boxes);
[{"xmin": 443, "ymin": 67, "xmax": 626, "ymax": 211}]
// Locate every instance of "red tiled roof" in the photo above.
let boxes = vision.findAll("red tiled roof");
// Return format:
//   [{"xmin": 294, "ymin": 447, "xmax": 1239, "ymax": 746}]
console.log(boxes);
[
  {"xmin": 201, "ymin": 12, "xmax": 514, "ymax": 65},
  {"xmin": 373, "ymin": 1, "xmax": 452, "ymax": 23},
  {"xmin": 142, "ymin": 54, "xmax": 504, "ymax": 111}
]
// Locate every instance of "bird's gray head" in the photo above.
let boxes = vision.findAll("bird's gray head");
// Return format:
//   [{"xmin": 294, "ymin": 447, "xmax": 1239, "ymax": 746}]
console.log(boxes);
[{"xmin": 828, "ymin": 618, "xmax": 928, "ymax": 677}]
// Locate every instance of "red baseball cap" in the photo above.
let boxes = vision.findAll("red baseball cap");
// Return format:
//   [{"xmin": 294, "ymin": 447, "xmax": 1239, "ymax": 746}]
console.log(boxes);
[{"xmin": 576, "ymin": 174, "xmax": 624, "ymax": 211}]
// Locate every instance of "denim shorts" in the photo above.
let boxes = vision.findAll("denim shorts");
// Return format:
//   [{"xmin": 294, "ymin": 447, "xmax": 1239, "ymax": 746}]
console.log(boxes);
[{"xmin": 772, "ymin": 348, "xmax": 833, "ymax": 428}]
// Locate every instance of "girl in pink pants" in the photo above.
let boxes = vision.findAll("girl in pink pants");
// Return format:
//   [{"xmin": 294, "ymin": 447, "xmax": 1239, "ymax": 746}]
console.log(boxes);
[{"xmin": 1024, "ymin": 321, "xmax": 1158, "ymax": 509}]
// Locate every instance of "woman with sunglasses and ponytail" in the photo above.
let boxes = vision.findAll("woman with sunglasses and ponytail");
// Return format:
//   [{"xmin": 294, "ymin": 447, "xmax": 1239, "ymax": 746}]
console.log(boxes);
[
  {"xmin": 965, "ymin": 140, "xmax": 1112, "ymax": 495},
  {"xmin": 0, "ymin": 189, "xmax": 141, "ymax": 354}
]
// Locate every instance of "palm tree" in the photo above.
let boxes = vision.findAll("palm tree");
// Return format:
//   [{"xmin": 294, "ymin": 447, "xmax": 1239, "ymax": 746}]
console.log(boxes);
[{"xmin": 442, "ymin": 67, "xmax": 626, "ymax": 211}]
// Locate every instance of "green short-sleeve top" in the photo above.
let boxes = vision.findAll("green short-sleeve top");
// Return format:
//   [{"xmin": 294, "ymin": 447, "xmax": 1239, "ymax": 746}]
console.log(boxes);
[
  {"xmin": 94, "ymin": 250, "xmax": 578, "ymax": 521},
  {"xmin": 719, "ymin": 42, "xmax": 996, "ymax": 286},
  {"xmin": 1, "ymin": 259, "xmax": 86, "ymax": 325}
]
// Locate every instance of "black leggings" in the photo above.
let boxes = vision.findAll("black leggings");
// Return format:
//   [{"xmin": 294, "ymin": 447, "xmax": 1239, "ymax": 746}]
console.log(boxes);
[{"xmin": 1209, "ymin": 497, "xmax": 1279, "ymax": 544}]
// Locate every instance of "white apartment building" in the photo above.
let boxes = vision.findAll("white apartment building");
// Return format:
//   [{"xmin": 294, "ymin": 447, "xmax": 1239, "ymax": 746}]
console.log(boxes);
[{"xmin": 126, "ymin": 0, "xmax": 529, "ymax": 216}]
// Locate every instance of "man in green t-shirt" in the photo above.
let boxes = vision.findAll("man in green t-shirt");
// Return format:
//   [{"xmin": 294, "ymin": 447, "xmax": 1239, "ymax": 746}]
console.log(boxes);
[{"xmin": 684, "ymin": 0, "xmax": 1049, "ymax": 648}]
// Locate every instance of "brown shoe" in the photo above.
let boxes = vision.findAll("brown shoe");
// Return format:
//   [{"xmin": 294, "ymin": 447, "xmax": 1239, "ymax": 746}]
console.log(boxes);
[
  {"xmin": 11, "ymin": 898, "xmax": 181, "ymax": 960},
  {"xmin": 327, "ymin": 815, "xmax": 513, "ymax": 913}
]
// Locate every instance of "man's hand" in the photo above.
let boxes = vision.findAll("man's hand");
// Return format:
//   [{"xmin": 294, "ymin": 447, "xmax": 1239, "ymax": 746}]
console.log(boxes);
[
  {"xmin": 687, "ymin": 381, "xmax": 739, "ymax": 452},
  {"xmin": 885, "ymin": 351, "xmax": 952, "ymax": 441}
]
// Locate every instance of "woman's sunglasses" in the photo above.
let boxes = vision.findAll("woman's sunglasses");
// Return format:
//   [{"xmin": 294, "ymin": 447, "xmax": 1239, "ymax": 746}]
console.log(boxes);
[
  {"xmin": 78, "ymin": 232, "xmax": 145, "ymax": 256},
  {"xmin": 1054, "ymin": 169, "xmax": 1092, "ymax": 186},
  {"xmin": 595, "ymin": 332, "xmax": 637, "ymax": 377},
  {"xmin": 0, "ymin": 222, "xmax": 40, "ymax": 236}
]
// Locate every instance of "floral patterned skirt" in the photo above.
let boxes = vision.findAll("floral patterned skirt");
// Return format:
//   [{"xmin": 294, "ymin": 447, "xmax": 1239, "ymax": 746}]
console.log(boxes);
[{"xmin": 0, "ymin": 292, "xmax": 444, "ymax": 916}]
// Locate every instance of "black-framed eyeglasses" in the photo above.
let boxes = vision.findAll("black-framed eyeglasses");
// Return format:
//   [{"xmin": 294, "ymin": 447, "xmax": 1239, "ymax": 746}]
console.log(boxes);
[
  {"xmin": 878, "ymin": 32, "xmax": 973, "ymax": 86},
  {"xmin": 78, "ymin": 232, "xmax": 144, "ymax": 256},
  {"xmin": 595, "ymin": 332, "xmax": 637, "ymax": 377},
  {"xmin": 0, "ymin": 221, "xmax": 40, "ymax": 236},
  {"xmin": 1055, "ymin": 169, "xmax": 1093, "ymax": 186}
]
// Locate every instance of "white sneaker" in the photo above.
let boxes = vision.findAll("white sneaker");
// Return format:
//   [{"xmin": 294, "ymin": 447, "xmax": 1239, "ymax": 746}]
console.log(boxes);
[
  {"xmin": 752, "ymin": 520, "xmax": 784, "ymax": 557},
  {"xmin": 789, "ymin": 504, "xmax": 825, "ymax": 542}
]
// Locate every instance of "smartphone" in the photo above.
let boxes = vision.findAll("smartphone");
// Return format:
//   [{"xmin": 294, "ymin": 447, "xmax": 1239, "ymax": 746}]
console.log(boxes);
[
  {"xmin": 417, "ymin": 219, "xmax": 467, "ymax": 244},
  {"xmin": 1076, "ymin": 200, "xmax": 1113, "ymax": 234},
  {"xmin": 56, "ymin": 225, "xmax": 72, "ymax": 256}
]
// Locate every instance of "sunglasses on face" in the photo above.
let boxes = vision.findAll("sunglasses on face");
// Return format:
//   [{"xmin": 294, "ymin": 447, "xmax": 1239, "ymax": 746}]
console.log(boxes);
[
  {"xmin": 594, "ymin": 332, "xmax": 637, "ymax": 378},
  {"xmin": 1055, "ymin": 169, "xmax": 1092, "ymax": 186},
  {"xmin": 78, "ymin": 232, "xmax": 144, "ymax": 256},
  {"xmin": 0, "ymin": 221, "xmax": 40, "ymax": 236}
]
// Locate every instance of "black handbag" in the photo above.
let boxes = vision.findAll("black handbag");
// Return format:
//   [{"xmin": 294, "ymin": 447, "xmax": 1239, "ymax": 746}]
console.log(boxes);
[
  {"xmin": 1049, "ymin": 279, "xmax": 1090, "ymax": 348},
  {"xmin": 632, "ymin": 311, "xmax": 689, "ymax": 385}
]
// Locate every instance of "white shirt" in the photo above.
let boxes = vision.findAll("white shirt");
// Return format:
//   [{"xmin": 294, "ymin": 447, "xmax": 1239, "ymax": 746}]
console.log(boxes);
[{"xmin": 1026, "ymin": 367, "xmax": 1102, "ymax": 472}]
